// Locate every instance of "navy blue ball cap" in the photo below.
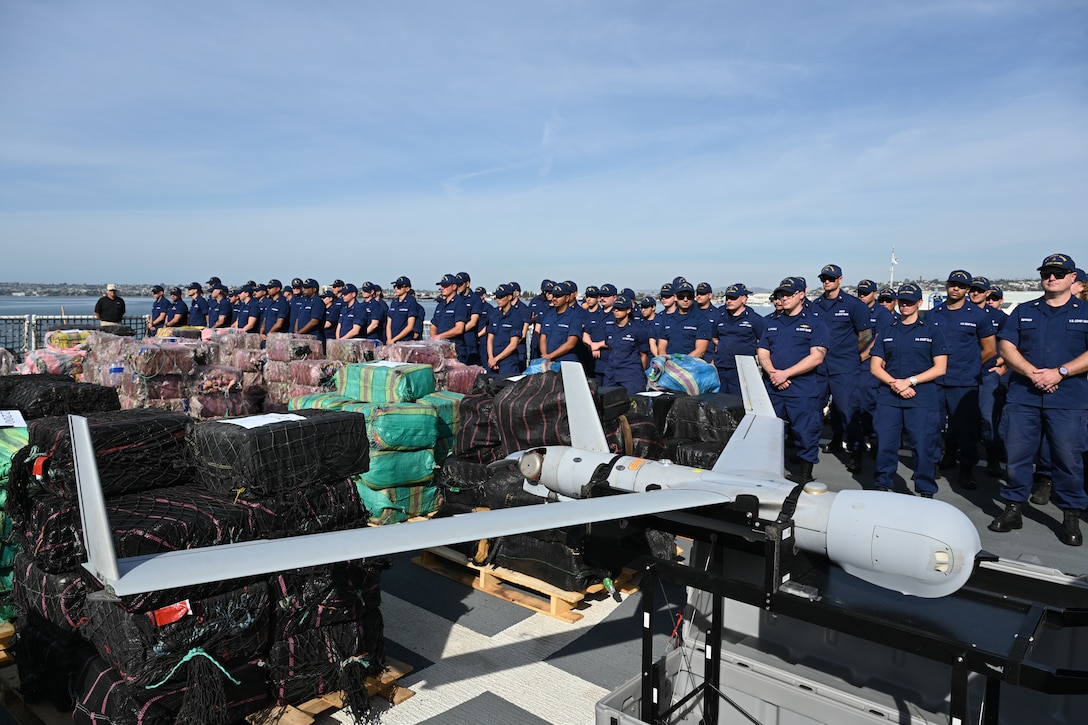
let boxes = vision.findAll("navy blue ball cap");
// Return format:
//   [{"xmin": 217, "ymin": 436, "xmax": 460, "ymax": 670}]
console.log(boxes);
[
  {"xmin": 494, "ymin": 283, "xmax": 513, "ymax": 298},
  {"xmin": 659, "ymin": 283, "xmax": 675, "ymax": 296},
  {"xmin": 254, "ymin": 284, "xmax": 267, "ymax": 292},
  {"xmin": 583, "ymin": 285, "xmax": 600, "ymax": 297},
  {"xmin": 331, "ymin": 279, "xmax": 345, "ymax": 288},
  {"xmin": 725, "ymin": 283, "xmax": 751, "ymax": 298},
  {"xmin": 558, "ymin": 280, "xmax": 577, "ymax": 295},
  {"xmin": 819, "ymin": 264, "xmax": 842, "ymax": 280},
  {"xmin": 856, "ymin": 279, "xmax": 877, "ymax": 295},
  {"xmin": 150, "ymin": 285, "xmax": 164, "ymax": 293},
  {"xmin": 291, "ymin": 277, "xmax": 304, "ymax": 287},
  {"xmin": 946, "ymin": 269, "xmax": 972, "ymax": 285},
  {"xmin": 877, "ymin": 287, "xmax": 895, "ymax": 301},
  {"xmin": 774, "ymin": 278, "xmax": 805, "ymax": 296},
  {"xmin": 438, "ymin": 273, "xmax": 459, "ymax": 286},
  {"xmin": 620, "ymin": 287, "xmax": 636, "ymax": 299},
  {"xmin": 300, "ymin": 278, "xmax": 317, "ymax": 289},
  {"xmin": 599, "ymin": 283, "xmax": 618, "ymax": 296},
  {"xmin": 342, "ymin": 283, "xmax": 358, "ymax": 295},
  {"xmin": 186, "ymin": 282, "xmax": 202, "ymax": 291},
  {"xmin": 1075, "ymin": 269, "xmax": 1087, "ymax": 282},
  {"xmin": 206, "ymin": 276, "xmax": 221, "ymax": 287},
  {"xmin": 239, "ymin": 284, "xmax": 254, "ymax": 294},
  {"xmin": 392, "ymin": 275, "xmax": 412, "ymax": 288},
  {"xmin": 509, "ymin": 281, "xmax": 521, "ymax": 292},
  {"xmin": 169, "ymin": 287, "xmax": 183, "ymax": 297},
  {"xmin": 969, "ymin": 276, "xmax": 991, "ymax": 292},
  {"xmin": 612, "ymin": 295, "xmax": 632, "ymax": 310},
  {"xmin": 474, "ymin": 286, "xmax": 487, "ymax": 295},
  {"xmin": 212, "ymin": 284, "xmax": 228, "ymax": 293},
  {"xmin": 675, "ymin": 281, "xmax": 695, "ymax": 294},
  {"xmin": 456, "ymin": 271, "xmax": 471, "ymax": 284},
  {"xmin": 672, "ymin": 276, "xmax": 687, "ymax": 288},
  {"xmin": 638, "ymin": 296, "xmax": 656, "ymax": 307},
  {"xmin": 1038, "ymin": 253, "xmax": 1076, "ymax": 271},
  {"xmin": 267, "ymin": 279, "xmax": 282, "ymax": 288},
  {"xmin": 696, "ymin": 282, "xmax": 712, "ymax": 295},
  {"xmin": 564, "ymin": 279, "xmax": 578, "ymax": 292},
  {"xmin": 897, "ymin": 282, "xmax": 923, "ymax": 302},
  {"xmin": 988, "ymin": 285, "xmax": 1004, "ymax": 300},
  {"xmin": 319, "ymin": 291, "xmax": 334, "ymax": 300},
  {"xmin": 540, "ymin": 278, "xmax": 554, "ymax": 289}
]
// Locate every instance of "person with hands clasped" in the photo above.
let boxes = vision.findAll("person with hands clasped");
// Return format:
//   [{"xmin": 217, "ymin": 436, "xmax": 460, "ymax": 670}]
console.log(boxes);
[{"xmin": 868, "ymin": 283, "xmax": 948, "ymax": 497}]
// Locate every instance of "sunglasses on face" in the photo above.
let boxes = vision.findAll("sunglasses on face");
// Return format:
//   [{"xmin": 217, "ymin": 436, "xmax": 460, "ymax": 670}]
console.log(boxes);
[
  {"xmin": 1040, "ymin": 269, "xmax": 1071, "ymax": 280},
  {"xmin": 947, "ymin": 283, "xmax": 969, "ymax": 290},
  {"xmin": 676, "ymin": 293, "xmax": 694, "ymax": 300},
  {"xmin": 969, "ymin": 287, "xmax": 987, "ymax": 294},
  {"xmin": 878, "ymin": 297, "xmax": 894, "ymax": 303}
]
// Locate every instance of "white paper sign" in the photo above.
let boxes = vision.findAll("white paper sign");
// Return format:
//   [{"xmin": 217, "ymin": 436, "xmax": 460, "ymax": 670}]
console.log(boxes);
[
  {"xmin": 0, "ymin": 410, "xmax": 28, "ymax": 428},
  {"xmin": 221, "ymin": 413, "xmax": 305, "ymax": 429}
]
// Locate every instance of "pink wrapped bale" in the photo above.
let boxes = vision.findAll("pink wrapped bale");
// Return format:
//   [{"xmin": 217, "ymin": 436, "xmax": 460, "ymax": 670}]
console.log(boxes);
[
  {"xmin": 325, "ymin": 338, "xmax": 379, "ymax": 364},
  {"xmin": 86, "ymin": 359, "xmax": 127, "ymax": 387},
  {"xmin": 265, "ymin": 332, "xmax": 324, "ymax": 362},
  {"xmin": 289, "ymin": 359, "xmax": 345, "ymax": 389},
  {"xmin": 232, "ymin": 349, "xmax": 267, "ymax": 372},
  {"xmin": 265, "ymin": 382, "xmax": 292, "ymax": 405},
  {"xmin": 192, "ymin": 365, "xmax": 244, "ymax": 394},
  {"xmin": 120, "ymin": 372, "xmax": 189, "ymax": 401},
  {"xmin": 127, "ymin": 341, "xmax": 213, "ymax": 376},
  {"xmin": 378, "ymin": 340, "xmax": 458, "ymax": 370},
  {"xmin": 444, "ymin": 362, "xmax": 486, "ymax": 394},
  {"xmin": 263, "ymin": 360, "xmax": 292, "ymax": 384},
  {"xmin": 242, "ymin": 371, "xmax": 264, "ymax": 390},
  {"xmin": 142, "ymin": 398, "xmax": 190, "ymax": 413},
  {"xmin": 189, "ymin": 392, "xmax": 256, "ymax": 419},
  {"xmin": 288, "ymin": 383, "xmax": 323, "ymax": 399}
]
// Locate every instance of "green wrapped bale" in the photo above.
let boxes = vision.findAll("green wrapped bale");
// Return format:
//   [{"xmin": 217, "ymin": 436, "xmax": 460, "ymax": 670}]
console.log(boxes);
[
  {"xmin": 355, "ymin": 449, "xmax": 435, "ymax": 489},
  {"xmin": 367, "ymin": 403, "xmax": 438, "ymax": 451},
  {"xmin": 356, "ymin": 482, "xmax": 441, "ymax": 525},
  {"xmin": 288, "ymin": 393, "xmax": 356, "ymax": 411},
  {"xmin": 0, "ymin": 427, "xmax": 29, "ymax": 487},
  {"xmin": 341, "ymin": 401, "xmax": 379, "ymax": 416},
  {"xmin": 336, "ymin": 362, "xmax": 435, "ymax": 404},
  {"xmin": 418, "ymin": 391, "xmax": 463, "ymax": 441}
]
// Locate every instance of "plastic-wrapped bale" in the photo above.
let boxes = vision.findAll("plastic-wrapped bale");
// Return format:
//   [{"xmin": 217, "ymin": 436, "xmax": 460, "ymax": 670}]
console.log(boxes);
[
  {"xmin": 265, "ymin": 477, "xmax": 368, "ymax": 536},
  {"xmin": 665, "ymin": 392, "xmax": 746, "ymax": 444},
  {"xmin": 265, "ymin": 332, "xmax": 323, "ymax": 362},
  {"xmin": 229, "ymin": 349, "xmax": 265, "ymax": 373},
  {"xmin": 127, "ymin": 342, "xmax": 206, "ymax": 376},
  {"xmin": 357, "ymin": 481, "xmax": 442, "ymax": 524},
  {"xmin": 287, "ymin": 392, "xmax": 356, "ymax": 411},
  {"xmin": 325, "ymin": 337, "xmax": 379, "ymax": 364},
  {"xmin": 11, "ymin": 551, "xmax": 88, "ymax": 631},
  {"xmin": 267, "ymin": 609, "xmax": 385, "ymax": 716},
  {"xmin": 378, "ymin": 339, "xmax": 457, "ymax": 370},
  {"xmin": 341, "ymin": 401, "xmax": 379, "ymax": 416},
  {"xmin": 190, "ymin": 410, "xmax": 370, "ymax": 497},
  {"xmin": 603, "ymin": 413, "xmax": 666, "ymax": 460},
  {"xmin": 419, "ymin": 390, "xmax": 463, "ymax": 440},
  {"xmin": 27, "ymin": 409, "xmax": 193, "ymax": 498},
  {"xmin": 264, "ymin": 382, "xmax": 291, "ymax": 406},
  {"xmin": 190, "ymin": 365, "xmax": 243, "ymax": 394},
  {"xmin": 0, "ymin": 348, "xmax": 13, "ymax": 375},
  {"xmin": 5, "ymin": 379, "xmax": 120, "ymax": 419},
  {"xmin": 20, "ymin": 348, "xmax": 86, "ymax": 377},
  {"xmin": 1, "ymin": 426, "xmax": 30, "ymax": 486},
  {"xmin": 489, "ymin": 534, "xmax": 611, "ymax": 592},
  {"xmin": 262, "ymin": 359, "xmax": 291, "ymax": 384},
  {"xmin": 435, "ymin": 456, "xmax": 491, "ymax": 508},
  {"xmin": 596, "ymin": 385, "xmax": 631, "ymax": 422},
  {"xmin": 45, "ymin": 328, "xmax": 94, "ymax": 350},
  {"xmin": 354, "ymin": 449, "xmax": 435, "ymax": 489},
  {"xmin": 155, "ymin": 325, "xmax": 205, "ymax": 339},
  {"xmin": 136, "ymin": 397, "xmax": 190, "ymax": 414},
  {"xmin": 73, "ymin": 655, "xmax": 270, "ymax": 725},
  {"xmin": 453, "ymin": 392, "xmax": 503, "ymax": 464},
  {"xmin": 493, "ymin": 370, "xmax": 573, "ymax": 456},
  {"xmin": 630, "ymin": 390, "xmax": 683, "ymax": 435},
  {"xmin": 203, "ymin": 328, "xmax": 260, "ymax": 359},
  {"xmin": 86, "ymin": 330, "xmax": 133, "ymax": 361},
  {"xmin": 480, "ymin": 459, "xmax": 544, "ymax": 509},
  {"xmin": 89, "ymin": 359, "xmax": 127, "ymax": 387},
  {"xmin": 189, "ymin": 391, "xmax": 257, "ymax": 419},
  {"xmin": 444, "ymin": 361, "xmax": 486, "ymax": 394},
  {"xmin": 268, "ymin": 561, "xmax": 385, "ymax": 641},
  {"xmin": 82, "ymin": 582, "xmax": 271, "ymax": 688},
  {"xmin": 287, "ymin": 383, "xmax": 324, "ymax": 400},
  {"xmin": 367, "ymin": 402, "xmax": 439, "ymax": 450},
  {"xmin": 13, "ymin": 612, "xmax": 98, "ymax": 712},
  {"xmin": 289, "ymin": 359, "xmax": 344, "ymax": 388},
  {"xmin": 0, "ymin": 373, "xmax": 73, "ymax": 405},
  {"xmin": 120, "ymin": 371, "xmax": 188, "ymax": 402},
  {"xmin": 670, "ymin": 439, "xmax": 726, "ymax": 468},
  {"xmin": 336, "ymin": 361, "xmax": 436, "ymax": 403}
]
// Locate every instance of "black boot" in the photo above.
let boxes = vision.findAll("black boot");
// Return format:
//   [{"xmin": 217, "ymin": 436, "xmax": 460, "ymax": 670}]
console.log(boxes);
[
  {"xmin": 985, "ymin": 454, "xmax": 1002, "ymax": 479},
  {"xmin": 845, "ymin": 450, "xmax": 863, "ymax": 473},
  {"xmin": 988, "ymin": 502, "xmax": 1023, "ymax": 532},
  {"xmin": 939, "ymin": 451, "xmax": 957, "ymax": 469},
  {"xmin": 1060, "ymin": 510, "xmax": 1083, "ymax": 547},
  {"xmin": 786, "ymin": 462, "xmax": 814, "ymax": 484},
  {"xmin": 958, "ymin": 463, "xmax": 977, "ymax": 490},
  {"xmin": 821, "ymin": 438, "xmax": 844, "ymax": 455},
  {"xmin": 1030, "ymin": 477, "xmax": 1052, "ymax": 506}
]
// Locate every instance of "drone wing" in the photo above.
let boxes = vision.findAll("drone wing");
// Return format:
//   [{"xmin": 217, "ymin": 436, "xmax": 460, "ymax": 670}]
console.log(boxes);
[
  {"xmin": 71, "ymin": 415, "xmax": 727, "ymax": 596},
  {"xmin": 711, "ymin": 356, "xmax": 784, "ymax": 480}
]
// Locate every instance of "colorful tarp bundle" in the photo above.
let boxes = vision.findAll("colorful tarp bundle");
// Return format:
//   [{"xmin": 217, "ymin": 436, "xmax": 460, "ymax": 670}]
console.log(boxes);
[
  {"xmin": 336, "ymin": 361, "xmax": 436, "ymax": 404},
  {"xmin": 44, "ymin": 328, "xmax": 95, "ymax": 350}
]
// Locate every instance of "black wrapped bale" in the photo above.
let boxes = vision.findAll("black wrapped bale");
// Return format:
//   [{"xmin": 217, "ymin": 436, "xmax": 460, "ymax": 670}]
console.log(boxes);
[
  {"xmin": 453, "ymin": 392, "xmax": 503, "ymax": 464},
  {"xmin": 493, "ymin": 371, "xmax": 571, "ymax": 455},
  {"xmin": 604, "ymin": 413, "xmax": 666, "ymax": 460},
  {"xmin": 5, "ymin": 379, "xmax": 120, "ymax": 419},
  {"xmin": 72, "ymin": 655, "xmax": 270, "ymax": 725},
  {"xmin": 27, "ymin": 409, "xmax": 193, "ymax": 498},
  {"xmin": 482, "ymin": 459, "xmax": 544, "ymax": 509},
  {"xmin": 630, "ymin": 390, "xmax": 683, "ymax": 436},
  {"xmin": 435, "ymin": 456, "xmax": 491, "ymax": 508},
  {"xmin": 268, "ymin": 560, "xmax": 386, "ymax": 641},
  {"xmin": 0, "ymin": 373, "xmax": 73, "ymax": 406},
  {"xmin": 264, "ymin": 477, "xmax": 368, "ymax": 535},
  {"xmin": 596, "ymin": 385, "xmax": 630, "ymax": 422},
  {"xmin": 489, "ymin": 534, "xmax": 611, "ymax": 592},
  {"xmin": 13, "ymin": 612, "xmax": 98, "ymax": 711},
  {"xmin": 190, "ymin": 409, "xmax": 370, "ymax": 497},
  {"xmin": 81, "ymin": 582, "xmax": 271, "ymax": 687},
  {"xmin": 267, "ymin": 610, "xmax": 385, "ymax": 718},
  {"xmin": 11, "ymin": 551, "xmax": 88, "ymax": 631},
  {"xmin": 671, "ymin": 440, "xmax": 727, "ymax": 469},
  {"xmin": 665, "ymin": 393, "xmax": 745, "ymax": 444}
]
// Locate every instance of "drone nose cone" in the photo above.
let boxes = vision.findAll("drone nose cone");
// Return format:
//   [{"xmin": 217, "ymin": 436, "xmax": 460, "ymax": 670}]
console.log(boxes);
[{"xmin": 519, "ymin": 450, "xmax": 545, "ymax": 481}]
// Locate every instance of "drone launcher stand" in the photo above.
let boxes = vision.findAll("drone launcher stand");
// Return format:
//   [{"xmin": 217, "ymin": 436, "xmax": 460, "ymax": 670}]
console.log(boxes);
[{"xmin": 604, "ymin": 497, "xmax": 1088, "ymax": 725}]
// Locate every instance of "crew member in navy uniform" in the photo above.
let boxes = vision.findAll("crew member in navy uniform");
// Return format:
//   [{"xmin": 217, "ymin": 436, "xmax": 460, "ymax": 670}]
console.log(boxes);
[
  {"xmin": 539, "ymin": 280, "xmax": 587, "ymax": 366},
  {"xmin": 810, "ymin": 264, "xmax": 874, "ymax": 473},
  {"xmin": 604, "ymin": 295, "xmax": 651, "ymax": 395},
  {"xmin": 636, "ymin": 296, "xmax": 657, "ymax": 339},
  {"xmin": 431, "ymin": 274, "xmax": 469, "ymax": 358},
  {"xmin": 475, "ymin": 286, "xmax": 494, "ymax": 356},
  {"xmin": 659, "ymin": 281, "xmax": 712, "ymax": 357},
  {"xmin": 695, "ymin": 282, "xmax": 719, "ymax": 354},
  {"xmin": 877, "ymin": 287, "xmax": 898, "ymax": 318},
  {"xmin": 713, "ymin": 283, "xmax": 766, "ymax": 394},
  {"xmin": 147, "ymin": 285, "xmax": 168, "ymax": 333},
  {"xmin": 207, "ymin": 285, "xmax": 231, "ymax": 328},
  {"xmin": 186, "ymin": 283, "xmax": 209, "ymax": 328},
  {"xmin": 388, "ymin": 276, "xmax": 423, "ymax": 343},
  {"xmin": 336, "ymin": 284, "xmax": 366, "ymax": 339},
  {"xmin": 486, "ymin": 284, "xmax": 526, "ymax": 375},
  {"xmin": 584, "ymin": 283, "xmax": 617, "ymax": 382},
  {"xmin": 364, "ymin": 283, "xmax": 389, "ymax": 343},
  {"xmin": 163, "ymin": 287, "xmax": 189, "ymax": 328},
  {"xmin": 928, "ymin": 269, "xmax": 996, "ymax": 489},
  {"xmin": 293, "ymin": 279, "xmax": 325, "ymax": 340},
  {"xmin": 855, "ymin": 279, "xmax": 896, "ymax": 460},
  {"xmin": 236, "ymin": 286, "xmax": 261, "ymax": 332},
  {"xmin": 989, "ymin": 253, "xmax": 1088, "ymax": 546},
  {"xmin": 757, "ymin": 277, "xmax": 830, "ymax": 484},
  {"xmin": 528, "ymin": 279, "xmax": 554, "ymax": 358},
  {"xmin": 969, "ymin": 275, "xmax": 1008, "ymax": 478},
  {"xmin": 456, "ymin": 272, "xmax": 483, "ymax": 364},
  {"xmin": 869, "ymin": 283, "xmax": 948, "ymax": 496},
  {"xmin": 288, "ymin": 278, "xmax": 305, "ymax": 334},
  {"xmin": 261, "ymin": 279, "xmax": 290, "ymax": 342},
  {"xmin": 95, "ymin": 283, "xmax": 128, "ymax": 327},
  {"xmin": 651, "ymin": 283, "xmax": 677, "ymax": 356},
  {"xmin": 328, "ymin": 279, "xmax": 346, "ymax": 328}
]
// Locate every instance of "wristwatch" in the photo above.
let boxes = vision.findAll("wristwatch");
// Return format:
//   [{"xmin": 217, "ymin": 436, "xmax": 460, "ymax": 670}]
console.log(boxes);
[
  {"xmin": 1059, "ymin": 366, "xmax": 1070, "ymax": 378},
  {"xmin": 908, "ymin": 376, "xmax": 918, "ymax": 387}
]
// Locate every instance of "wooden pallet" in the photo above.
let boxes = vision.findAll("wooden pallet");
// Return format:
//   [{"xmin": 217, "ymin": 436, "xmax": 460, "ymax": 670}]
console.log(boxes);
[
  {"xmin": 412, "ymin": 545, "xmax": 637, "ymax": 624},
  {"xmin": 247, "ymin": 658, "xmax": 414, "ymax": 724},
  {"xmin": 0, "ymin": 623, "xmax": 13, "ymax": 668}
]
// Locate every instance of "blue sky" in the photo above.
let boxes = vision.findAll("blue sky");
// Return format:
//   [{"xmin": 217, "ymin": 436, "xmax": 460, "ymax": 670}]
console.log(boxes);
[{"xmin": 2, "ymin": 0, "xmax": 1085, "ymax": 290}]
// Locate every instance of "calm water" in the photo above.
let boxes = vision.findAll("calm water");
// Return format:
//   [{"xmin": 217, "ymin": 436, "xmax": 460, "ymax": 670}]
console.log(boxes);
[{"xmin": 0, "ymin": 295, "xmax": 155, "ymax": 318}]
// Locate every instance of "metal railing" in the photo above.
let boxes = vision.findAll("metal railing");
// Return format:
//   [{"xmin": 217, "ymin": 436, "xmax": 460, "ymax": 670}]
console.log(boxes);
[{"xmin": 1, "ymin": 314, "xmax": 149, "ymax": 360}]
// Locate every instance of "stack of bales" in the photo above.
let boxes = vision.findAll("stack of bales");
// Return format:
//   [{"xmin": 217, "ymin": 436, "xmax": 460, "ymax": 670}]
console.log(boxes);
[
  {"xmin": 18, "ymin": 329, "xmax": 95, "ymax": 377},
  {"xmin": 262, "ymin": 332, "xmax": 328, "ymax": 410},
  {"xmin": 2, "ymin": 405, "xmax": 384, "ymax": 721}
]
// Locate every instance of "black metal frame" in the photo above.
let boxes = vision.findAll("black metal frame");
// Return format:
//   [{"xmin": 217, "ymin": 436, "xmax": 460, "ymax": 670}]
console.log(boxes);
[{"xmin": 625, "ymin": 502, "xmax": 1088, "ymax": 724}]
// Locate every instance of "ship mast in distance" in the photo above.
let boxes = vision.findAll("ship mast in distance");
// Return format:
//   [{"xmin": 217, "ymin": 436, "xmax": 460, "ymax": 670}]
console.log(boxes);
[{"xmin": 889, "ymin": 247, "xmax": 899, "ymax": 288}]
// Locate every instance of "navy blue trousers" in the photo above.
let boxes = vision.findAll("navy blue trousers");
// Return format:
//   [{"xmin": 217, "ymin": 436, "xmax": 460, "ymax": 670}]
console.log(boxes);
[
  {"xmin": 874, "ymin": 405, "xmax": 942, "ymax": 494},
  {"xmin": 939, "ymin": 385, "xmax": 980, "ymax": 467},
  {"xmin": 770, "ymin": 392, "xmax": 823, "ymax": 464},
  {"xmin": 1000, "ymin": 404, "xmax": 1088, "ymax": 510},
  {"xmin": 826, "ymin": 370, "xmax": 863, "ymax": 451}
]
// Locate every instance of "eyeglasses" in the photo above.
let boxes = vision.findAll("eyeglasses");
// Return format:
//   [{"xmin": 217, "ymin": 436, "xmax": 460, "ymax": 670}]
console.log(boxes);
[
  {"xmin": 660, "ymin": 293, "xmax": 675, "ymax": 299},
  {"xmin": 878, "ymin": 297, "xmax": 894, "ymax": 303},
  {"xmin": 947, "ymin": 282, "xmax": 969, "ymax": 290},
  {"xmin": 1040, "ymin": 269, "xmax": 1071, "ymax": 280},
  {"xmin": 818, "ymin": 276, "xmax": 837, "ymax": 282},
  {"xmin": 676, "ymin": 293, "xmax": 694, "ymax": 300},
  {"xmin": 897, "ymin": 299, "xmax": 920, "ymax": 306},
  {"xmin": 969, "ymin": 287, "xmax": 987, "ymax": 294}
]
